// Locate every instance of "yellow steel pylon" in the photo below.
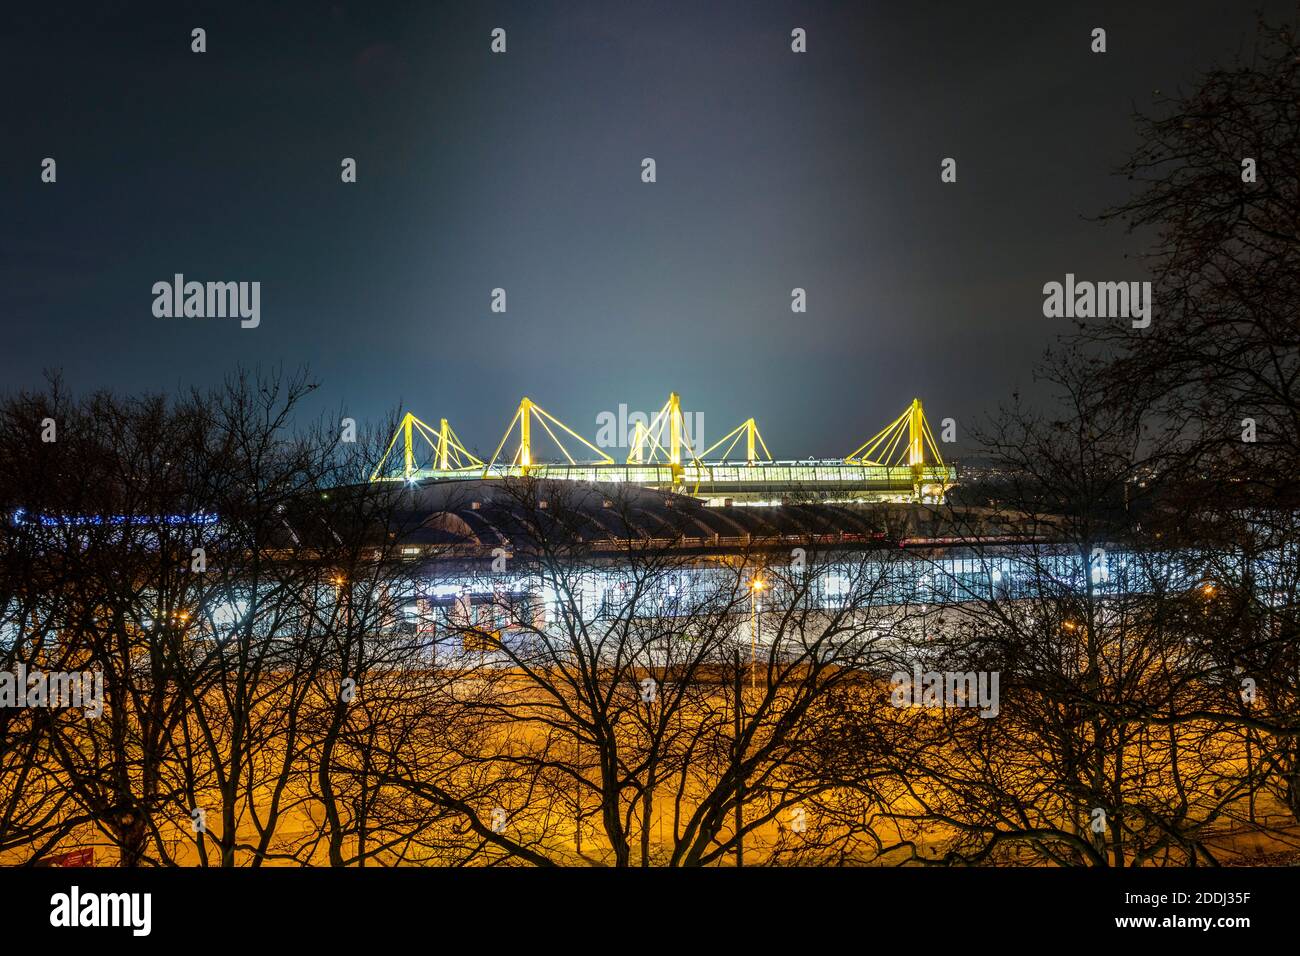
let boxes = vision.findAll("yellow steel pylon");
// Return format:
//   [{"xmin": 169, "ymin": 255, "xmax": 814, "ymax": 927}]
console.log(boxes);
[
  {"xmin": 483, "ymin": 397, "xmax": 614, "ymax": 476},
  {"xmin": 624, "ymin": 392, "xmax": 705, "ymax": 477},
  {"xmin": 845, "ymin": 398, "xmax": 946, "ymax": 469},
  {"xmin": 697, "ymin": 418, "xmax": 771, "ymax": 464},
  {"xmin": 627, "ymin": 420, "xmax": 666, "ymax": 465},
  {"xmin": 371, "ymin": 412, "xmax": 484, "ymax": 481}
]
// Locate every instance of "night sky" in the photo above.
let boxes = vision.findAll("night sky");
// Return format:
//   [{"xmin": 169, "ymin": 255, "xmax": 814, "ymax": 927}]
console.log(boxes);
[{"xmin": 3, "ymin": 2, "xmax": 1292, "ymax": 460}]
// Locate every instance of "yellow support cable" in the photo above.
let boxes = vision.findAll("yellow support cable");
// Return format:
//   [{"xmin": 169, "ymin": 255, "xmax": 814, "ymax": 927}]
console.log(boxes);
[
  {"xmin": 483, "ymin": 403, "xmax": 526, "ymax": 477},
  {"xmin": 627, "ymin": 396, "xmax": 674, "ymax": 465},
  {"xmin": 698, "ymin": 418, "xmax": 772, "ymax": 464},
  {"xmin": 845, "ymin": 398, "xmax": 947, "ymax": 470},
  {"xmin": 627, "ymin": 422, "xmax": 645, "ymax": 464},
  {"xmin": 404, "ymin": 415, "xmax": 414, "ymax": 477},
  {"xmin": 698, "ymin": 421, "xmax": 745, "ymax": 460},
  {"xmin": 370, "ymin": 415, "xmax": 407, "ymax": 482},
  {"xmin": 626, "ymin": 391, "xmax": 707, "ymax": 488},
  {"xmin": 627, "ymin": 419, "xmax": 671, "ymax": 465},
  {"xmin": 919, "ymin": 405, "xmax": 946, "ymax": 469},
  {"xmin": 533, "ymin": 413, "xmax": 576, "ymax": 465},
  {"xmin": 371, "ymin": 412, "xmax": 484, "ymax": 481},
  {"xmin": 845, "ymin": 405, "xmax": 911, "ymax": 464},
  {"xmin": 881, "ymin": 416, "xmax": 910, "ymax": 467},
  {"xmin": 413, "ymin": 416, "xmax": 481, "ymax": 470},
  {"xmin": 532, "ymin": 402, "xmax": 615, "ymax": 464},
  {"xmin": 482, "ymin": 397, "xmax": 614, "ymax": 477}
]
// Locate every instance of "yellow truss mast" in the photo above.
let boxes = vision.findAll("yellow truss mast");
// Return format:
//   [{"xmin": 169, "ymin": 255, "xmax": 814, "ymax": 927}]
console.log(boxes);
[
  {"xmin": 626, "ymin": 392, "xmax": 773, "ymax": 468},
  {"xmin": 699, "ymin": 418, "xmax": 771, "ymax": 465},
  {"xmin": 482, "ymin": 397, "xmax": 614, "ymax": 476},
  {"xmin": 845, "ymin": 398, "xmax": 945, "ymax": 470},
  {"xmin": 371, "ymin": 413, "xmax": 483, "ymax": 481},
  {"xmin": 626, "ymin": 392, "xmax": 698, "ymax": 469}
]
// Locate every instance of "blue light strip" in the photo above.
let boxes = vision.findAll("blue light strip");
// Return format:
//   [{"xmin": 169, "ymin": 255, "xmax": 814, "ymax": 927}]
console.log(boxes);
[{"xmin": 12, "ymin": 508, "xmax": 219, "ymax": 527}]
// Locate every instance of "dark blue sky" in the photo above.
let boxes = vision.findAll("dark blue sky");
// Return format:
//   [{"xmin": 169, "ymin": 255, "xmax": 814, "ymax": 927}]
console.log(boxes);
[{"xmin": 3, "ymin": 1, "xmax": 1291, "ymax": 460}]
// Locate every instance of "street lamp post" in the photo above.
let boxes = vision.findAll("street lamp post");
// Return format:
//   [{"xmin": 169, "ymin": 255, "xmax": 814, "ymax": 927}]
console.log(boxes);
[{"xmin": 749, "ymin": 578, "xmax": 764, "ymax": 692}]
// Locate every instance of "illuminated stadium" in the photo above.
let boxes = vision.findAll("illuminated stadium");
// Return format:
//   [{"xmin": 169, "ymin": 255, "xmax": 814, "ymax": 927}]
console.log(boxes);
[{"xmin": 370, "ymin": 393, "xmax": 958, "ymax": 505}]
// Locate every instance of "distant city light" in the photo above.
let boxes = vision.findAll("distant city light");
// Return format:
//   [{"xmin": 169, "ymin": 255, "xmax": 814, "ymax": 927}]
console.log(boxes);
[{"xmin": 13, "ymin": 509, "xmax": 218, "ymax": 527}]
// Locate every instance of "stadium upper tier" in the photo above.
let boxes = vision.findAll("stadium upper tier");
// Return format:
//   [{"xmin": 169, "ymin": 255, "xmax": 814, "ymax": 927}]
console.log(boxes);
[{"xmin": 371, "ymin": 478, "xmax": 1033, "ymax": 561}]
